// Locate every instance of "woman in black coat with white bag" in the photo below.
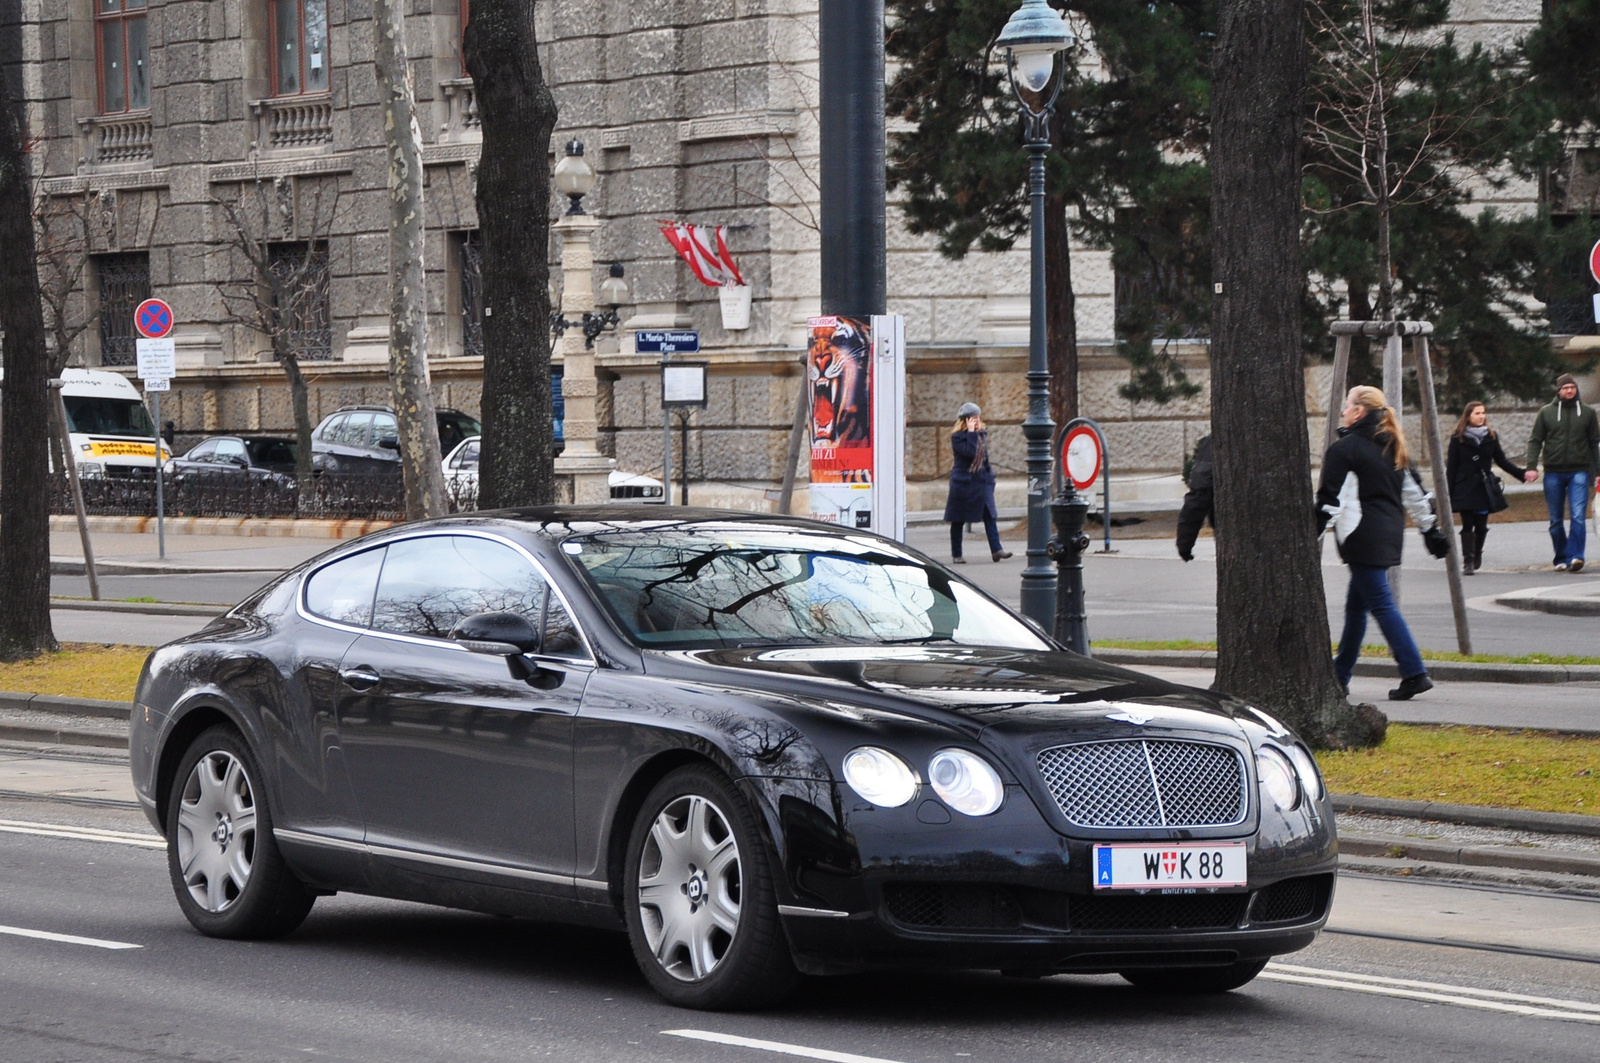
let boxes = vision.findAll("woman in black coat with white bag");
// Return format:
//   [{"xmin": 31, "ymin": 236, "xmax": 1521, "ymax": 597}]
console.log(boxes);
[
  {"xmin": 1316, "ymin": 386, "xmax": 1451, "ymax": 701},
  {"xmin": 1446, "ymin": 401, "xmax": 1534, "ymax": 575}
]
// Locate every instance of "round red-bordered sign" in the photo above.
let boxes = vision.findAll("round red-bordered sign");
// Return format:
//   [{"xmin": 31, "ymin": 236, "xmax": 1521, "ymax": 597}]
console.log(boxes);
[
  {"xmin": 134, "ymin": 298, "xmax": 174, "ymax": 339},
  {"xmin": 1061, "ymin": 425, "xmax": 1103, "ymax": 492},
  {"xmin": 1589, "ymin": 238, "xmax": 1600, "ymax": 286}
]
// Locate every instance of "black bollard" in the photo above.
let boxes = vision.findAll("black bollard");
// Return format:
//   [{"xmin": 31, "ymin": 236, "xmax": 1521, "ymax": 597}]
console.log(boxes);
[{"xmin": 1047, "ymin": 489, "xmax": 1092, "ymax": 654}]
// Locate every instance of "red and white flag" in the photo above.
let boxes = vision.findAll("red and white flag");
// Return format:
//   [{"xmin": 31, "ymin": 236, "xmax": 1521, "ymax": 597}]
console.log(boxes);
[{"xmin": 659, "ymin": 222, "xmax": 745, "ymax": 288}]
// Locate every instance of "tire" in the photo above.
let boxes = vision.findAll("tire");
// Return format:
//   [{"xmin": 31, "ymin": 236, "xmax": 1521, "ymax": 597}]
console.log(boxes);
[
  {"xmin": 165, "ymin": 724, "xmax": 315, "ymax": 939},
  {"xmin": 622, "ymin": 765, "xmax": 799, "ymax": 1010},
  {"xmin": 1119, "ymin": 958, "xmax": 1269, "ymax": 993}
]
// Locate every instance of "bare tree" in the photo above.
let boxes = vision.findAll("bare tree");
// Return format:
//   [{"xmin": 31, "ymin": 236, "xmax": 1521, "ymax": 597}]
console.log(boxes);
[
  {"xmin": 0, "ymin": 54, "xmax": 57, "ymax": 660},
  {"xmin": 211, "ymin": 176, "xmax": 341, "ymax": 499},
  {"xmin": 33, "ymin": 189, "xmax": 95, "ymax": 376},
  {"xmin": 464, "ymin": 0, "xmax": 559, "ymax": 508},
  {"xmin": 374, "ymin": 0, "xmax": 444, "ymax": 521}
]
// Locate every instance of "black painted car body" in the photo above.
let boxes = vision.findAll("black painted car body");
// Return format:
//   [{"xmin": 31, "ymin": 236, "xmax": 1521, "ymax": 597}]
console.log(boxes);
[{"xmin": 129, "ymin": 509, "xmax": 1336, "ymax": 1000}]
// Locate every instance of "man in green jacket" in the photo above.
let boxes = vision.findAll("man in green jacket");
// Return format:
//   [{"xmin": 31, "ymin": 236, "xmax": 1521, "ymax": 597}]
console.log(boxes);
[{"xmin": 1526, "ymin": 373, "xmax": 1600, "ymax": 571}]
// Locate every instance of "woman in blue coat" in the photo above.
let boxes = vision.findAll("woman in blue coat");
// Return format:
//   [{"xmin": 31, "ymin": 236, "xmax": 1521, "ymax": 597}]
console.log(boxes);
[{"xmin": 943, "ymin": 403, "xmax": 1013, "ymax": 564}]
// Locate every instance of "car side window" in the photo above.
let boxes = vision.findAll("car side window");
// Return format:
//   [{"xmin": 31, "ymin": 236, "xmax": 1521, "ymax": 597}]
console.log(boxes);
[
  {"xmin": 373, "ymin": 413, "xmax": 397, "ymax": 442},
  {"xmin": 371, "ymin": 536, "xmax": 546, "ymax": 640},
  {"xmin": 304, "ymin": 547, "xmax": 385, "ymax": 627},
  {"xmin": 339, "ymin": 412, "xmax": 375, "ymax": 447},
  {"xmin": 459, "ymin": 440, "xmax": 479, "ymax": 470},
  {"xmin": 542, "ymin": 595, "xmax": 584, "ymax": 658},
  {"xmin": 214, "ymin": 439, "xmax": 248, "ymax": 464},
  {"xmin": 317, "ymin": 414, "xmax": 346, "ymax": 442},
  {"xmin": 185, "ymin": 440, "xmax": 217, "ymax": 463}
]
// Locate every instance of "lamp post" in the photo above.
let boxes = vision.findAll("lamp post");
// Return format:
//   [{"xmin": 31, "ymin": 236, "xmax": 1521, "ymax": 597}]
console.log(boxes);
[
  {"xmin": 997, "ymin": 0, "xmax": 1075, "ymax": 629},
  {"xmin": 548, "ymin": 139, "xmax": 623, "ymax": 504}
]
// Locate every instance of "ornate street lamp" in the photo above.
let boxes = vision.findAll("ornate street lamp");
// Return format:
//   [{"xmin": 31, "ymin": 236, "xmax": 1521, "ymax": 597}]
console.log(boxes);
[
  {"xmin": 552, "ymin": 138, "xmax": 597, "ymax": 214},
  {"xmin": 996, "ymin": 0, "xmax": 1075, "ymax": 629}
]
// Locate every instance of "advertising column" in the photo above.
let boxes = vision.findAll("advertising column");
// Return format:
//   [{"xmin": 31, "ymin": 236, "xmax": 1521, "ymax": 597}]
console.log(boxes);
[{"xmin": 806, "ymin": 315, "xmax": 905, "ymax": 540}]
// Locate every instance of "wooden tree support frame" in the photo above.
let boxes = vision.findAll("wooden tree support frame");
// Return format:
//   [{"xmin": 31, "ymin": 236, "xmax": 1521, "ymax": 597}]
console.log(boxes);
[{"xmin": 1324, "ymin": 320, "xmax": 1471, "ymax": 655}]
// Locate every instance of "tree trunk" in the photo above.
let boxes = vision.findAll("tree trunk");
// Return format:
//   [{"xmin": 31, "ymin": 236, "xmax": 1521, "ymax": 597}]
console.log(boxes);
[
  {"xmin": 464, "ymin": 0, "xmax": 558, "ymax": 509},
  {"xmin": 1210, "ymin": 0, "xmax": 1382, "ymax": 748},
  {"xmin": 1045, "ymin": 190, "xmax": 1079, "ymax": 427},
  {"xmin": 375, "ymin": 0, "xmax": 444, "ymax": 521},
  {"xmin": 0, "ymin": 58, "xmax": 58, "ymax": 660},
  {"xmin": 279, "ymin": 349, "xmax": 316, "ymax": 504}
]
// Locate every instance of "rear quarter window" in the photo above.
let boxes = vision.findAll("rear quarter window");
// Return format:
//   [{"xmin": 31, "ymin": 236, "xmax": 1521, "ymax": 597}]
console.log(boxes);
[{"xmin": 304, "ymin": 547, "xmax": 386, "ymax": 628}]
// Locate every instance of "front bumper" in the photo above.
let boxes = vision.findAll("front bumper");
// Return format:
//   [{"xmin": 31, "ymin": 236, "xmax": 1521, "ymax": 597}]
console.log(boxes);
[{"xmin": 769, "ymin": 781, "xmax": 1337, "ymax": 975}]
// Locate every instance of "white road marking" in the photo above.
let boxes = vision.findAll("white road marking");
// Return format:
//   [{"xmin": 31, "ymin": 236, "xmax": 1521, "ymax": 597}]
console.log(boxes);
[
  {"xmin": 0, "ymin": 818, "xmax": 164, "ymax": 849},
  {"xmin": 1264, "ymin": 963, "xmax": 1600, "ymax": 1024},
  {"xmin": 0, "ymin": 924, "xmax": 142, "ymax": 950},
  {"xmin": 663, "ymin": 1030, "xmax": 911, "ymax": 1063}
]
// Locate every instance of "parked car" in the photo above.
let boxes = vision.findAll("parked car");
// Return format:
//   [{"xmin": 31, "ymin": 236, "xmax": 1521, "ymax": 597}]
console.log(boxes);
[
  {"xmin": 311, "ymin": 405, "xmax": 482, "ymax": 477},
  {"xmin": 166, "ymin": 436, "xmax": 297, "ymax": 487},
  {"xmin": 130, "ymin": 510, "xmax": 1335, "ymax": 1010},
  {"xmin": 442, "ymin": 435, "xmax": 665, "ymax": 505}
]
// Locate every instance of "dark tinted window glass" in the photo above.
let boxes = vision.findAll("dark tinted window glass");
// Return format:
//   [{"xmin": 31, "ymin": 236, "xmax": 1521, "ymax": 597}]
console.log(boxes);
[
  {"xmin": 543, "ymin": 595, "xmax": 584, "ymax": 658},
  {"xmin": 64, "ymin": 396, "xmax": 154, "ymax": 436},
  {"xmin": 247, "ymin": 439, "xmax": 297, "ymax": 466},
  {"xmin": 304, "ymin": 547, "xmax": 384, "ymax": 627},
  {"xmin": 371, "ymin": 536, "xmax": 546, "ymax": 639}
]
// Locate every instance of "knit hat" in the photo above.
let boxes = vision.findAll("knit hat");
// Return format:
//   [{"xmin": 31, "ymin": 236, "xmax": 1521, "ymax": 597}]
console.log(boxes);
[
  {"xmin": 1556, "ymin": 373, "xmax": 1578, "ymax": 396},
  {"xmin": 956, "ymin": 402, "xmax": 981, "ymax": 419}
]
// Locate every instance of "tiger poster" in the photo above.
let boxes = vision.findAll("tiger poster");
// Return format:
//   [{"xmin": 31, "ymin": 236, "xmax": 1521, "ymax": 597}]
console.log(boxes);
[{"xmin": 807, "ymin": 315, "xmax": 875, "ymax": 528}]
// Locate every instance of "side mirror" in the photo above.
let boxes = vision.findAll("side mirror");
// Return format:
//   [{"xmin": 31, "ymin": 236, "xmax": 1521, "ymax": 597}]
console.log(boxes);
[
  {"xmin": 377, "ymin": 435, "xmax": 400, "ymax": 451},
  {"xmin": 229, "ymin": 455, "xmax": 250, "ymax": 468},
  {"xmin": 451, "ymin": 611, "xmax": 540, "ymax": 655}
]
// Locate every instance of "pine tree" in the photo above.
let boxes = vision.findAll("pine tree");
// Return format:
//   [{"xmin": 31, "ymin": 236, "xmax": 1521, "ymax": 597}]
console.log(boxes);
[{"xmin": 885, "ymin": 0, "xmax": 1213, "ymax": 414}]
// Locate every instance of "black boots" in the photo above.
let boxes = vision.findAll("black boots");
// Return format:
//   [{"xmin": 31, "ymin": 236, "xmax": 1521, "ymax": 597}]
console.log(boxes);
[
  {"xmin": 1462, "ymin": 524, "xmax": 1488, "ymax": 574},
  {"xmin": 1388, "ymin": 673, "xmax": 1434, "ymax": 701}
]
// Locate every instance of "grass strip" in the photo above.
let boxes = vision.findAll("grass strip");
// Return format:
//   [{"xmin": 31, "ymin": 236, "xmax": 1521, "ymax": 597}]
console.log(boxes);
[
  {"xmin": 1317, "ymin": 724, "xmax": 1600, "ymax": 817},
  {"xmin": 1093, "ymin": 639, "xmax": 1600, "ymax": 667},
  {"xmin": 0, "ymin": 643, "xmax": 147, "ymax": 702}
]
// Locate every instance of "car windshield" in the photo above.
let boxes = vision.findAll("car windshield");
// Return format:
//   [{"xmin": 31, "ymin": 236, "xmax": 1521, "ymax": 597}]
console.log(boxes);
[
  {"xmin": 64, "ymin": 397, "xmax": 155, "ymax": 437},
  {"xmin": 567, "ymin": 524, "xmax": 1051, "ymax": 651}
]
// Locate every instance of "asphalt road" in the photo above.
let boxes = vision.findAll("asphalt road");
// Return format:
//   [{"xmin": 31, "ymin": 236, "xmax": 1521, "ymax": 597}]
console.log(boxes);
[{"xmin": 3, "ymin": 800, "xmax": 1600, "ymax": 1063}]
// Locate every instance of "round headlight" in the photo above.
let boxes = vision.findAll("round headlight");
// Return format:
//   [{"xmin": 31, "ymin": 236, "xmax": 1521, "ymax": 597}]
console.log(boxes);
[
  {"xmin": 928, "ymin": 748, "xmax": 1005, "ymax": 816},
  {"xmin": 1256, "ymin": 747, "xmax": 1300, "ymax": 811},
  {"xmin": 1286, "ymin": 743, "xmax": 1324, "ymax": 803},
  {"xmin": 842, "ymin": 747, "xmax": 918, "ymax": 808}
]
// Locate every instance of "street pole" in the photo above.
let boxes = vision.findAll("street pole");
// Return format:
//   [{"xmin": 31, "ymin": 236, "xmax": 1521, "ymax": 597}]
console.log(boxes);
[
  {"xmin": 1049, "ymin": 489, "xmax": 1091, "ymax": 653},
  {"xmin": 662, "ymin": 350, "xmax": 672, "ymax": 503},
  {"xmin": 818, "ymin": 0, "xmax": 886, "ymax": 318},
  {"xmin": 151, "ymin": 390, "xmax": 165, "ymax": 560}
]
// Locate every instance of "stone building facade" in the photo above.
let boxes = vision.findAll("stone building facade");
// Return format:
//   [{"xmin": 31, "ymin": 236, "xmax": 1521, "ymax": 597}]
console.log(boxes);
[{"xmin": 18, "ymin": 0, "xmax": 1591, "ymax": 514}]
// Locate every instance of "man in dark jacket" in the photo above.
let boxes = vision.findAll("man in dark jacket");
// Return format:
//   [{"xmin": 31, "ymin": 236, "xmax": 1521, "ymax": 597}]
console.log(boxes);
[
  {"xmin": 1526, "ymin": 374, "xmax": 1600, "ymax": 572},
  {"xmin": 1175, "ymin": 436, "xmax": 1213, "ymax": 561}
]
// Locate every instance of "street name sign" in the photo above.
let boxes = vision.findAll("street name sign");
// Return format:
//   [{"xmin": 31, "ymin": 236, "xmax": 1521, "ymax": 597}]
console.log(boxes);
[{"xmin": 635, "ymin": 330, "xmax": 700, "ymax": 354}]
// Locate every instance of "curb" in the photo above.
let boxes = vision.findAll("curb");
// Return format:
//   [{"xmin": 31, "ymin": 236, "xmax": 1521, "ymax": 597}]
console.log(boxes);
[
  {"xmin": 49, "ymin": 598, "xmax": 224, "ymax": 617},
  {"xmin": 1339, "ymin": 831, "xmax": 1600, "ymax": 879},
  {"xmin": 0, "ymin": 725, "xmax": 127, "ymax": 750},
  {"xmin": 1092, "ymin": 646, "xmax": 1600, "ymax": 685},
  {"xmin": 0, "ymin": 692, "xmax": 132, "ymax": 721},
  {"xmin": 1495, "ymin": 584, "xmax": 1600, "ymax": 618},
  {"xmin": 49, "ymin": 514, "xmax": 395, "ymax": 540},
  {"xmin": 1333, "ymin": 792, "xmax": 1600, "ymax": 838},
  {"xmin": 51, "ymin": 557, "xmax": 286, "ymax": 576}
]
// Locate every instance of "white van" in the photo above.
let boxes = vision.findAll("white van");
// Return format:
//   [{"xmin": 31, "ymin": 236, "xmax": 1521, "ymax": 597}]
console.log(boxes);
[{"xmin": 21, "ymin": 368, "xmax": 171, "ymax": 478}]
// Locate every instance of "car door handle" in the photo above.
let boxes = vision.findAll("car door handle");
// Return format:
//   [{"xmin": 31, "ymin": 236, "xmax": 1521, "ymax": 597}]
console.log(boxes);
[{"xmin": 339, "ymin": 666, "xmax": 381, "ymax": 691}]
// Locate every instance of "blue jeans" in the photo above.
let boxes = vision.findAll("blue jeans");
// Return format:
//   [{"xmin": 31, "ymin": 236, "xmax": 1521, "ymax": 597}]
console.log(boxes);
[
  {"xmin": 1334, "ymin": 564, "xmax": 1426, "ymax": 686},
  {"xmin": 1544, "ymin": 471, "xmax": 1590, "ymax": 564}
]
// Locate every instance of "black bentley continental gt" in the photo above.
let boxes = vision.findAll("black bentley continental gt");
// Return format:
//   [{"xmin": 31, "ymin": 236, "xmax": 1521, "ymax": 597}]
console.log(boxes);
[{"xmin": 129, "ymin": 509, "xmax": 1336, "ymax": 1009}]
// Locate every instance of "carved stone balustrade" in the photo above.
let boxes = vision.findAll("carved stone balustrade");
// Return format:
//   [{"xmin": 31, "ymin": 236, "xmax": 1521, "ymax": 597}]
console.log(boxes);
[
  {"xmin": 78, "ymin": 113, "xmax": 153, "ymax": 167},
  {"xmin": 252, "ymin": 96, "xmax": 334, "ymax": 152}
]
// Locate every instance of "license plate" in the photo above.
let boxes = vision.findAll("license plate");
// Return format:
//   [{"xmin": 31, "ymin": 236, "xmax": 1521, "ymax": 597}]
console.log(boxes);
[{"xmin": 1092, "ymin": 842, "xmax": 1247, "ymax": 890}]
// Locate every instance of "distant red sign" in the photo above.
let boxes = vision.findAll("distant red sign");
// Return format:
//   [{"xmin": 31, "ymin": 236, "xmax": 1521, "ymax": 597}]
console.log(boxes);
[
  {"xmin": 1590, "ymin": 238, "xmax": 1600, "ymax": 286},
  {"xmin": 134, "ymin": 298, "xmax": 174, "ymax": 339},
  {"xmin": 1062, "ymin": 425, "xmax": 1103, "ymax": 492}
]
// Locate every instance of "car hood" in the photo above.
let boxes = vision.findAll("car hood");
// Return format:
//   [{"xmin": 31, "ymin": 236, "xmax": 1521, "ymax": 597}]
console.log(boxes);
[{"xmin": 656, "ymin": 644, "xmax": 1254, "ymax": 741}]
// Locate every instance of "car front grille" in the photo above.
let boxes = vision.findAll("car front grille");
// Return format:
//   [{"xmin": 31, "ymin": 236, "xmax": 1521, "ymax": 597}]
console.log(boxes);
[
  {"xmin": 1068, "ymin": 892, "xmax": 1249, "ymax": 932},
  {"xmin": 882, "ymin": 884, "xmax": 1023, "ymax": 931},
  {"xmin": 1036, "ymin": 739, "xmax": 1247, "ymax": 828}
]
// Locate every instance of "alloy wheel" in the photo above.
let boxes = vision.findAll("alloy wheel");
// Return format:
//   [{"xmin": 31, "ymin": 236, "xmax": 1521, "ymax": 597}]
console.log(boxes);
[
  {"xmin": 636, "ymin": 793, "xmax": 743, "ymax": 982},
  {"xmin": 176, "ymin": 750, "xmax": 258, "ymax": 913}
]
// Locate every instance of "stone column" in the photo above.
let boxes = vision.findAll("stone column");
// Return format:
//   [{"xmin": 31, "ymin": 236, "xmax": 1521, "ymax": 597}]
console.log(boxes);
[{"xmin": 552, "ymin": 212, "xmax": 615, "ymax": 504}]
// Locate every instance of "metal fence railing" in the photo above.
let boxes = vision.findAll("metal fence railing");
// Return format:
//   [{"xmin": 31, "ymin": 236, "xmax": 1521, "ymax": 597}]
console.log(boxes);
[{"xmin": 49, "ymin": 472, "xmax": 414, "ymax": 522}]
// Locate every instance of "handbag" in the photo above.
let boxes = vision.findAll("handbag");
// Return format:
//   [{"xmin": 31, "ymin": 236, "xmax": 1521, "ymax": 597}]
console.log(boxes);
[{"xmin": 1483, "ymin": 470, "xmax": 1509, "ymax": 513}]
